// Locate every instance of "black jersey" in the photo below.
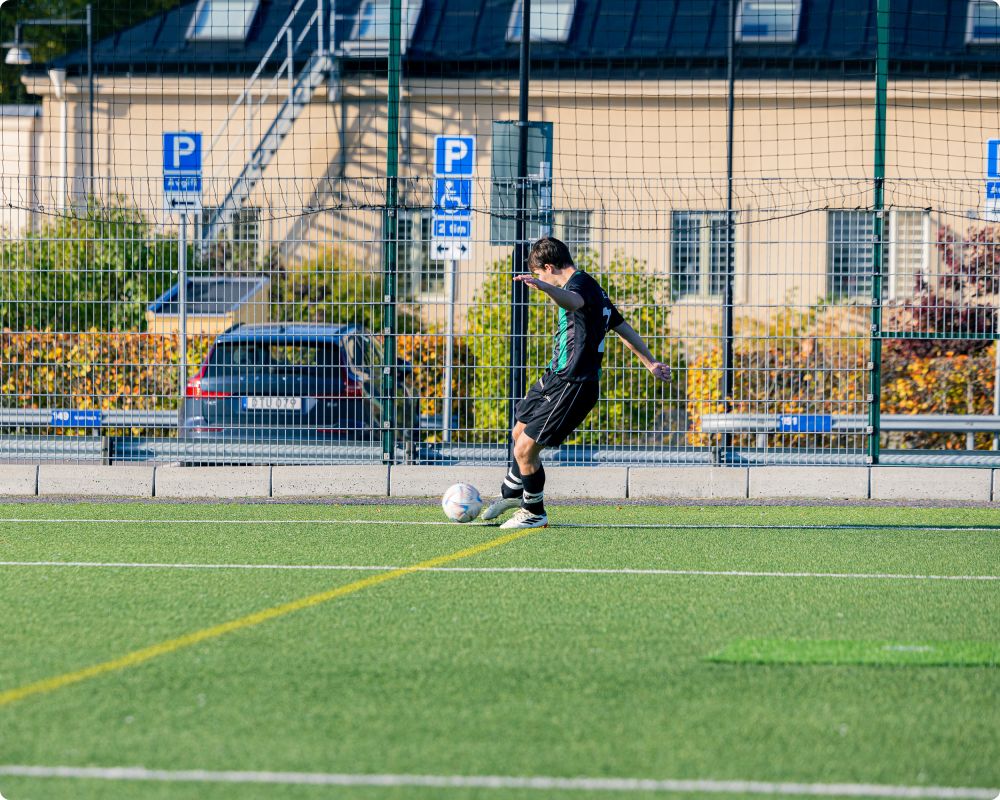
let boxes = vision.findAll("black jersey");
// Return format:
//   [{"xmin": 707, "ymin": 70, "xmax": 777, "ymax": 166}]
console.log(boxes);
[{"xmin": 546, "ymin": 270, "xmax": 624, "ymax": 382}]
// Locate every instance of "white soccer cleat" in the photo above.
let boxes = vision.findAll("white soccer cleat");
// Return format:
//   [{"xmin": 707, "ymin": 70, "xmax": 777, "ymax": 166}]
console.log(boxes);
[
  {"xmin": 499, "ymin": 508, "xmax": 549, "ymax": 529},
  {"xmin": 480, "ymin": 496, "xmax": 522, "ymax": 521}
]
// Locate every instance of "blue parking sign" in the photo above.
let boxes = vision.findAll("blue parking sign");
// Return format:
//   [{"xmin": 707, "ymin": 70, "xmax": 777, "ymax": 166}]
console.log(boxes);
[
  {"xmin": 989, "ymin": 139, "xmax": 1000, "ymax": 179},
  {"xmin": 163, "ymin": 132, "xmax": 202, "ymax": 173},
  {"xmin": 434, "ymin": 178, "xmax": 472, "ymax": 213},
  {"xmin": 435, "ymin": 136, "xmax": 475, "ymax": 177}
]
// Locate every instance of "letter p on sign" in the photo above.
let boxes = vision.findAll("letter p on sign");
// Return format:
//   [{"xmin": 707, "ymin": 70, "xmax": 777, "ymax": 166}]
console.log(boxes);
[
  {"xmin": 163, "ymin": 132, "xmax": 202, "ymax": 173},
  {"xmin": 435, "ymin": 135, "xmax": 475, "ymax": 177}
]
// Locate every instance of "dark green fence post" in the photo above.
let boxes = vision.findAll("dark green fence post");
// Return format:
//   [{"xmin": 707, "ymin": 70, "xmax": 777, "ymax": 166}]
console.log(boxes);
[
  {"xmin": 869, "ymin": 0, "xmax": 889, "ymax": 465},
  {"xmin": 381, "ymin": 0, "xmax": 402, "ymax": 464}
]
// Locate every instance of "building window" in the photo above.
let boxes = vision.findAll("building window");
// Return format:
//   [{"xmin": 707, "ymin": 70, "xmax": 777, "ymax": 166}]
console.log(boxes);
[
  {"xmin": 507, "ymin": 0, "xmax": 576, "ymax": 44},
  {"xmin": 552, "ymin": 210, "xmax": 592, "ymax": 262},
  {"xmin": 967, "ymin": 0, "xmax": 1000, "ymax": 43},
  {"xmin": 670, "ymin": 211, "xmax": 732, "ymax": 299},
  {"xmin": 828, "ymin": 210, "xmax": 930, "ymax": 300},
  {"xmin": 736, "ymin": 0, "xmax": 802, "ymax": 43},
  {"xmin": 341, "ymin": 0, "xmax": 424, "ymax": 55},
  {"xmin": 885, "ymin": 210, "xmax": 930, "ymax": 300},
  {"xmin": 828, "ymin": 210, "xmax": 876, "ymax": 298},
  {"xmin": 398, "ymin": 210, "xmax": 444, "ymax": 298},
  {"xmin": 186, "ymin": 0, "xmax": 260, "ymax": 41}
]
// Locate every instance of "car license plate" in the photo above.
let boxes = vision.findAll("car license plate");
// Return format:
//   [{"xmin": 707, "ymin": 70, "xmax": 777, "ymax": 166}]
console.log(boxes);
[{"xmin": 242, "ymin": 397, "xmax": 302, "ymax": 411}]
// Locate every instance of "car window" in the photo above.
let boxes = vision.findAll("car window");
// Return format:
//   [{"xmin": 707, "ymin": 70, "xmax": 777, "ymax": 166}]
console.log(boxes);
[{"xmin": 207, "ymin": 342, "xmax": 343, "ymax": 377}]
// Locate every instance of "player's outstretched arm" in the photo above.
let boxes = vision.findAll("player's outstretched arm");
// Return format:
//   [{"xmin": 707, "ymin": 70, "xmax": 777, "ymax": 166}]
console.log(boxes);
[
  {"xmin": 513, "ymin": 274, "xmax": 584, "ymax": 311},
  {"xmin": 612, "ymin": 321, "xmax": 671, "ymax": 382}
]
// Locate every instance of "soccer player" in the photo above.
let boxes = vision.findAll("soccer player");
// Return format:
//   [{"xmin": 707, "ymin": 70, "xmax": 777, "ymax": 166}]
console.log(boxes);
[{"xmin": 482, "ymin": 237, "xmax": 672, "ymax": 529}]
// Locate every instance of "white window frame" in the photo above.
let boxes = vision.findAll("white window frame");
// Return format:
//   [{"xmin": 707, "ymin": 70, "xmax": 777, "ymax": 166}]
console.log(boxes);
[
  {"xmin": 186, "ymin": 0, "xmax": 260, "ymax": 42},
  {"xmin": 341, "ymin": 0, "xmax": 424, "ymax": 55},
  {"xmin": 552, "ymin": 209, "xmax": 592, "ymax": 262},
  {"xmin": 506, "ymin": 0, "xmax": 577, "ymax": 44},
  {"xmin": 735, "ymin": 0, "xmax": 802, "ymax": 44},
  {"xmin": 885, "ymin": 209, "xmax": 931, "ymax": 301},
  {"xmin": 966, "ymin": 0, "xmax": 1000, "ymax": 44},
  {"xmin": 670, "ymin": 211, "xmax": 733, "ymax": 300}
]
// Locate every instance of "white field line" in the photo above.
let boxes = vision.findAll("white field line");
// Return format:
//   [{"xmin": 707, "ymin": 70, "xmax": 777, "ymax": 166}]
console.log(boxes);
[
  {"xmin": 0, "ymin": 766, "xmax": 995, "ymax": 798},
  {"xmin": 0, "ymin": 518, "xmax": 999, "ymax": 532},
  {"xmin": 0, "ymin": 561, "xmax": 997, "ymax": 582}
]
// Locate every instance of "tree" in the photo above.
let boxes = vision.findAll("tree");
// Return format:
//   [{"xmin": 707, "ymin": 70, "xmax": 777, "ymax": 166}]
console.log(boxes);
[
  {"xmin": 0, "ymin": 200, "xmax": 179, "ymax": 332},
  {"xmin": 464, "ymin": 251, "xmax": 683, "ymax": 446},
  {"xmin": 1, "ymin": 0, "xmax": 182, "ymax": 104}
]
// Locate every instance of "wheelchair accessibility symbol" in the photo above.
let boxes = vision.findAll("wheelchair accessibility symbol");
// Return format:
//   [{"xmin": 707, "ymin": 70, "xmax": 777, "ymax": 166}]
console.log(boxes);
[{"xmin": 435, "ymin": 178, "xmax": 471, "ymax": 213}]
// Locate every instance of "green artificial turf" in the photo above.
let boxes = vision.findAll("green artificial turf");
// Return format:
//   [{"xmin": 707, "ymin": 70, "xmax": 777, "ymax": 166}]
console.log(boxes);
[
  {"xmin": 708, "ymin": 638, "xmax": 1000, "ymax": 667},
  {"xmin": 0, "ymin": 502, "xmax": 997, "ymax": 800}
]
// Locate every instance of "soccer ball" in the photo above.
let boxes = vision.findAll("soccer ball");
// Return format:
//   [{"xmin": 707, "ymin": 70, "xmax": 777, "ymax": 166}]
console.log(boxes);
[{"xmin": 441, "ymin": 483, "xmax": 483, "ymax": 523}]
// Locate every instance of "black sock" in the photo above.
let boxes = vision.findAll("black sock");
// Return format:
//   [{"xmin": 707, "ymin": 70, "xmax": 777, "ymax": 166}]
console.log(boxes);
[
  {"xmin": 500, "ymin": 460, "xmax": 523, "ymax": 499},
  {"xmin": 521, "ymin": 466, "xmax": 545, "ymax": 515}
]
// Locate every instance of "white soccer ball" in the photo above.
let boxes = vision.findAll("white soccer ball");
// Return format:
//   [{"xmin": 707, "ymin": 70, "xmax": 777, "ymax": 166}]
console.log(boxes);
[{"xmin": 441, "ymin": 482, "xmax": 483, "ymax": 523}]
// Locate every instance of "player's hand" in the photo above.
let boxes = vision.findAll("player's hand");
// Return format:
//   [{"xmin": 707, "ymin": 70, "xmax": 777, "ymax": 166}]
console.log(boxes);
[
  {"xmin": 648, "ymin": 361, "xmax": 671, "ymax": 382},
  {"xmin": 513, "ymin": 274, "xmax": 545, "ymax": 291}
]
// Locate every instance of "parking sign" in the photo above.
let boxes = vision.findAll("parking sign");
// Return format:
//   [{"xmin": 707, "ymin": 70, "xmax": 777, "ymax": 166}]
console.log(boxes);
[
  {"xmin": 163, "ymin": 132, "xmax": 203, "ymax": 213},
  {"xmin": 435, "ymin": 136, "xmax": 475, "ymax": 177}
]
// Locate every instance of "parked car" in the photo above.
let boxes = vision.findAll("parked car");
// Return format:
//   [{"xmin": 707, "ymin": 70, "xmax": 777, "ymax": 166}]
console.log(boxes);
[{"xmin": 181, "ymin": 323, "xmax": 418, "ymax": 447}]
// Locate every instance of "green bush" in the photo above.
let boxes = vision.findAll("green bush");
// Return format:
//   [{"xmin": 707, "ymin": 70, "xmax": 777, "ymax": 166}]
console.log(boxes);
[
  {"xmin": 465, "ymin": 252, "xmax": 683, "ymax": 446},
  {"xmin": 0, "ymin": 201, "xmax": 178, "ymax": 333},
  {"xmin": 270, "ymin": 249, "xmax": 424, "ymax": 334}
]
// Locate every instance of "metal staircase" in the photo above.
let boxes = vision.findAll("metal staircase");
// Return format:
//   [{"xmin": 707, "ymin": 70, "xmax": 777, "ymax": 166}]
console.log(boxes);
[{"xmin": 202, "ymin": 0, "xmax": 334, "ymax": 242}]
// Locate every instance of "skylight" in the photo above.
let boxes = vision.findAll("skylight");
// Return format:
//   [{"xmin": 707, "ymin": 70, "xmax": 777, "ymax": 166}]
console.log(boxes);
[
  {"xmin": 186, "ymin": 0, "xmax": 260, "ymax": 41},
  {"xmin": 507, "ymin": 0, "xmax": 577, "ymax": 44},
  {"xmin": 736, "ymin": 0, "xmax": 802, "ymax": 43},
  {"xmin": 341, "ymin": 0, "xmax": 424, "ymax": 55},
  {"xmin": 967, "ymin": 0, "xmax": 1000, "ymax": 44}
]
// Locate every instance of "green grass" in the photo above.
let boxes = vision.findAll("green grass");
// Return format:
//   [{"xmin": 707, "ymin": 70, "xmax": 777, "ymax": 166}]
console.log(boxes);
[{"xmin": 0, "ymin": 501, "xmax": 997, "ymax": 800}]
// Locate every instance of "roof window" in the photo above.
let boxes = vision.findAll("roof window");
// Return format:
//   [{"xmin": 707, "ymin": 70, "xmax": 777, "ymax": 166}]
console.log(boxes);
[
  {"xmin": 967, "ymin": 0, "xmax": 1000, "ymax": 44},
  {"xmin": 506, "ymin": 0, "xmax": 576, "ymax": 44},
  {"xmin": 736, "ymin": 0, "xmax": 801, "ymax": 43},
  {"xmin": 341, "ymin": 0, "xmax": 423, "ymax": 55},
  {"xmin": 186, "ymin": 0, "xmax": 260, "ymax": 41}
]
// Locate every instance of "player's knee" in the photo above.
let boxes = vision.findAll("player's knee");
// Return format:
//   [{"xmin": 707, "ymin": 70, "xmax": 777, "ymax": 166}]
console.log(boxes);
[{"xmin": 513, "ymin": 436, "xmax": 535, "ymax": 464}]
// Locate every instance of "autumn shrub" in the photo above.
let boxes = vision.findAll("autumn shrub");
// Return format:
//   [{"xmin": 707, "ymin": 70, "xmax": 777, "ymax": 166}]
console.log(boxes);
[{"xmin": 0, "ymin": 330, "xmax": 213, "ymax": 432}]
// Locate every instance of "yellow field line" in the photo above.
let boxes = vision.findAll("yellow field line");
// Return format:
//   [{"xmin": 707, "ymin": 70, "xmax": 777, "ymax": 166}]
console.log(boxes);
[{"xmin": 0, "ymin": 526, "xmax": 543, "ymax": 708}]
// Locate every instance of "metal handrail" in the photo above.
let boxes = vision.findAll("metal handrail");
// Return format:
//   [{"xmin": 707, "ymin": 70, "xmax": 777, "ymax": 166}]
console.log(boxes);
[
  {"xmin": 701, "ymin": 413, "xmax": 1000, "ymax": 450},
  {"xmin": 205, "ymin": 0, "xmax": 325, "ymax": 172}
]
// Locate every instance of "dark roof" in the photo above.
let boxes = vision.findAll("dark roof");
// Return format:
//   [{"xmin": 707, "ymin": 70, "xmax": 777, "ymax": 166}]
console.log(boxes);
[
  {"xmin": 148, "ymin": 276, "xmax": 269, "ymax": 316},
  {"xmin": 48, "ymin": 0, "xmax": 1000, "ymax": 79}
]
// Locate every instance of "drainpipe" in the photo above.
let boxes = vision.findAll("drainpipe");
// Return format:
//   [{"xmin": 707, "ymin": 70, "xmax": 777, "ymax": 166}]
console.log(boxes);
[{"xmin": 48, "ymin": 68, "xmax": 68, "ymax": 209}]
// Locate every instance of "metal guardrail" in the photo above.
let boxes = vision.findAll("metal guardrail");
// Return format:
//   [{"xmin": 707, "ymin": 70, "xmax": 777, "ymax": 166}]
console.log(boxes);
[
  {"xmin": 0, "ymin": 409, "xmax": 177, "ymax": 428},
  {"xmin": 701, "ymin": 414, "xmax": 1000, "ymax": 450}
]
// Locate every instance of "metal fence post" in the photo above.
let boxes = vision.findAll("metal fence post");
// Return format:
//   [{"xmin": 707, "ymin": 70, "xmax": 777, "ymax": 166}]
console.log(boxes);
[
  {"xmin": 508, "ymin": 0, "xmax": 531, "ymax": 432},
  {"xmin": 720, "ymin": 0, "xmax": 737, "ymax": 464},
  {"xmin": 381, "ymin": 0, "xmax": 401, "ymax": 464},
  {"xmin": 869, "ymin": 0, "xmax": 889, "ymax": 465}
]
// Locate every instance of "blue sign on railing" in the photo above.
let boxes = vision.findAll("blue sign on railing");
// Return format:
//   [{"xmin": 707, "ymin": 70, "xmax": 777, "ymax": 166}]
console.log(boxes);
[
  {"xmin": 777, "ymin": 414, "xmax": 832, "ymax": 433},
  {"xmin": 50, "ymin": 410, "xmax": 103, "ymax": 428}
]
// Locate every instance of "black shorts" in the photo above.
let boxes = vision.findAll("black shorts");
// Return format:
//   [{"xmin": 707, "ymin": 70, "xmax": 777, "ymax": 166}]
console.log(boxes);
[{"xmin": 515, "ymin": 375, "xmax": 600, "ymax": 447}]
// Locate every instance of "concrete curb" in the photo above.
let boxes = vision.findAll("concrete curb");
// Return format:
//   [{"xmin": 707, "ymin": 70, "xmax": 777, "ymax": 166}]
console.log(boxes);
[
  {"xmin": 153, "ymin": 466, "xmax": 271, "ymax": 499},
  {"xmin": 543, "ymin": 467, "xmax": 627, "ymax": 499},
  {"xmin": 870, "ymin": 466, "xmax": 993, "ymax": 502},
  {"xmin": 628, "ymin": 467, "xmax": 748, "ymax": 499},
  {"xmin": 389, "ymin": 465, "xmax": 503, "ymax": 497},
  {"xmin": 0, "ymin": 465, "xmax": 38, "ymax": 496},
  {"xmin": 38, "ymin": 465, "xmax": 154, "ymax": 497},
  {"xmin": 749, "ymin": 466, "xmax": 869, "ymax": 500},
  {"xmin": 272, "ymin": 466, "xmax": 389, "ymax": 497}
]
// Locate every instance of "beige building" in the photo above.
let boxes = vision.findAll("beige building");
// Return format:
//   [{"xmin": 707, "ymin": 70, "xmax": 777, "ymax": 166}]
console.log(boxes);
[{"xmin": 8, "ymin": 0, "xmax": 1000, "ymax": 337}]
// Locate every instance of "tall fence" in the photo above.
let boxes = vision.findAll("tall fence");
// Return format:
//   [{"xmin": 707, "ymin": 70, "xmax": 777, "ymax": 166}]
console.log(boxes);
[{"xmin": 1, "ymin": 0, "xmax": 999, "ymax": 466}]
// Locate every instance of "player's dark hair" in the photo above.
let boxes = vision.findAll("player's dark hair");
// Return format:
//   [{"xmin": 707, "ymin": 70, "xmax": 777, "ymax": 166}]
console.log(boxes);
[{"xmin": 528, "ymin": 237, "xmax": 574, "ymax": 271}]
